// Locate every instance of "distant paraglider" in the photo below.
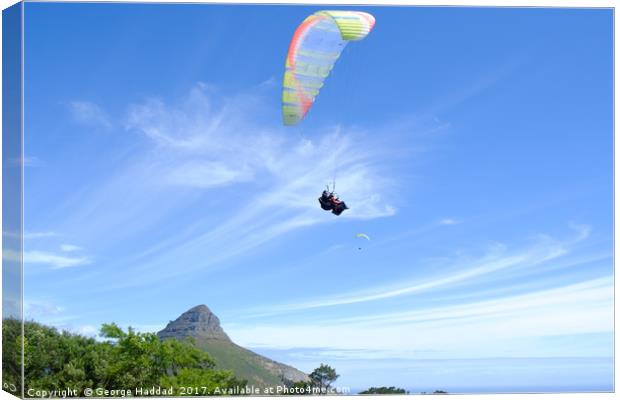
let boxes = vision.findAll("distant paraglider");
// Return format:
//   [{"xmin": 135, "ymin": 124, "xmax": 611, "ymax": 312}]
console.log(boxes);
[
  {"xmin": 355, "ymin": 233, "xmax": 370, "ymax": 249},
  {"xmin": 355, "ymin": 233, "xmax": 370, "ymax": 241}
]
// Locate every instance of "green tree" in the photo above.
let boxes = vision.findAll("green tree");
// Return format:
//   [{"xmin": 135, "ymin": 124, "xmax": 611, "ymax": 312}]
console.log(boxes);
[
  {"xmin": 360, "ymin": 386, "xmax": 407, "ymax": 394},
  {"xmin": 2, "ymin": 319, "xmax": 23, "ymax": 393},
  {"xmin": 282, "ymin": 380, "xmax": 314, "ymax": 395},
  {"xmin": 3, "ymin": 319, "xmax": 248, "ymax": 397},
  {"xmin": 309, "ymin": 364, "xmax": 339, "ymax": 394},
  {"xmin": 14, "ymin": 320, "xmax": 110, "ymax": 395},
  {"xmin": 99, "ymin": 323, "xmax": 217, "ymax": 389}
]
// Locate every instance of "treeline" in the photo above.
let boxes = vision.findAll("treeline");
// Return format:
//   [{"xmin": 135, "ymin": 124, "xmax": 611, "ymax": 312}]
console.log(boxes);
[
  {"xmin": 3, "ymin": 319, "xmax": 447, "ymax": 397},
  {"xmin": 360, "ymin": 387, "xmax": 408, "ymax": 394},
  {"xmin": 360, "ymin": 387, "xmax": 448, "ymax": 395},
  {"xmin": 2, "ymin": 319, "xmax": 245, "ymax": 396}
]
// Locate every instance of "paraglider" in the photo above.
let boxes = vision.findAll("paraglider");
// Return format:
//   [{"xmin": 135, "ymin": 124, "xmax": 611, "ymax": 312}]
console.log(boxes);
[
  {"xmin": 355, "ymin": 233, "xmax": 370, "ymax": 249},
  {"xmin": 318, "ymin": 185, "xmax": 349, "ymax": 216},
  {"xmin": 283, "ymin": 10, "xmax": 375, "ymax": 214},
  {"xmin": 355, "ymin": 233, "xmax": 370, "ymax": 241},
  {"xmin": 282, "ymin": 10, "xmax": 376, "ymax": 125}
]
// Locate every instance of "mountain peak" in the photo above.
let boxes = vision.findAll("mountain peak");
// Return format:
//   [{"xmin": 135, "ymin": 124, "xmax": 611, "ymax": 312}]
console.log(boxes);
[
  {"xmin": 157, "ymin": 304, "xmax": 309, "ymax": 386},
  {"xmin": 157, "ymin": 304, "xmax": 230, "ymax": 341},
  {"xmin": 188, "ymin": 304, "xmax": 212, "ymax": 313}
]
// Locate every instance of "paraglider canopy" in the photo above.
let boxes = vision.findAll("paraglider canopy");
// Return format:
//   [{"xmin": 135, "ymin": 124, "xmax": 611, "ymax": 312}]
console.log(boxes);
[
  {"xmin": 355, "ymin": 233, "xmax": 371, "ymax": 241},
  {"xmin": 282, "ymin": 10, "xmax": 376, "ymax": 126},
  {"xmin": 355, "ymin": 233, "xmax": 370, "ymax": 250}
]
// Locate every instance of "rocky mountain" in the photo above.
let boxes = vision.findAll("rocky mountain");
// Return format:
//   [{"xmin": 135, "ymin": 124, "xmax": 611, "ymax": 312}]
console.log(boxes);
[
  {"xmin": 158, "ymin": 305, "xmax": 230, "ymax": 341},
  {"xmin": 158, "ymin": 305, "xmax": 308, "ymax": 387}
]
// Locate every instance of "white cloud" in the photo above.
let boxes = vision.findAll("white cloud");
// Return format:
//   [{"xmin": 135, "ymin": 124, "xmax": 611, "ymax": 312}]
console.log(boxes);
[
  {"xmin": 3, "ymin": 231, "xmax": 92, "ymax": 271},
  {"xmin": 72, "ymin": 325, "xmax": 99, "ymax": 337},
  {"xmin": 256, "ymin": 76, "xmax": 277, "ymax": 89},
  {"xmin": 88, "ymin": 84, "xmax": 402, "ymax": 288},
  {"xmin": 25, "ymin": 231, "xmax": 58, "ymax": 239},
  {"xmin": 60, "ymin": 244, "xmax": 81, "ymax": 252},
  {"xmin": 228, "ymin": 277, "xmax": 612, "ymax": 359},
  {"xmin": 3, "ymin": 249, "xmax": 20, "ymax": 263},
  {"xmin": 439, "ymin": 218, "xmax": 460, "ymax": 225},
  {"xmin": 223, "ymin": 225, "xmax": 611, "ymax": 360},
  {"xmin": 3, "ymin": 231, "xmax": 57, "ymax": 239},
  {"xmin": 248, "ymin": 228, "xmax": 581, "ymax": 315},
  {"xmin": 51, "ymin": 84, "xmax": 452, "ymax": 292},
  {"xmin": 68, "ymin": 101, "xmax": 112, "ymax": 128},
  {"xmin": 164, "ymin": 160, "xmax": 255, "ymax": 188},
  {"xmin": 124, "ymin": 84, "xmax": 397, "ymax": 217},
  {"xmin": 240, "ymin": 225, "xmax": 591, "ymax": 316},
  {"xmin": 3, "ymin": 249, "xmax": 91, "ymax": 269},
  {"xmin": 6, "ymin": 156, "xmax": 43, "ymax": 167},
  {"xmin": 4, "ymin": 231, "xmax": 90, "ymax": 269},
  {"xmin": 121, "ymin": 324, "xmax": 165, "ymax": 334},
  {"xmin": 45, "ymin": 322, "xmax": 100, "ymax": 338},
  {"xmin": 25, "ymin": 301, "xmax": 64, "ymax": 318},
  {"xmin": 23, "ymin": 156, "xmax": 43, "ymax": 167},
  {"xmin": 26, "ymin": 250, "xmax": 90, "ymax": 269},
  {"xmin": 2, "ymin": 231, "xmax": 20, "ymax": 239}
]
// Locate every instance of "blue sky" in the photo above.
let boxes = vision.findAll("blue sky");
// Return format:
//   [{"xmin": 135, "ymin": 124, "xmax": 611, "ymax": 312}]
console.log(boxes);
[{"xmin": 14, "ymin": 3, "xmax": 613, "ymax": 393}]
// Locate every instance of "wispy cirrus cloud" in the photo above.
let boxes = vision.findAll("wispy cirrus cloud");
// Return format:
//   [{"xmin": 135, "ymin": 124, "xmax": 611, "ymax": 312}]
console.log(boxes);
[
  {"xmin": 24, "ymin": 250, "xmax": 91, "ymax": 269},
  {"xmin": 6, "ymin": 156, "xmax": 43, "ymax": 167},
  {"xmin": 60, "ymin": 244, "xmax": 81, "ymax": 252},
  {"xmin": 26, "ymin": 231, "xmax": 58, "ymax": 239},
  {"xmin": 3, "ymin": 230, "xmax": 90, "ymax": 269},
  {"xmin": 438, "ymin": 218, "xmax": 460, "ymax": 225},
  {"xmin": 4, "ymin": 249, "xmax": 91, "ymax": 269},
  {"xmin": 243, "ymin": 225, "xmax": 590, "ymax": 315},
  {"xmin": 25, "ymin": 300, "xmax": 65, "ymax": 318},
  {"xmin": 73, "ymin": 83, "xmax": 405, "ymax": 288},
  {"xmin": 22, "ymin": 300, "xmax": 101, "ymax": 338},
  {"xmin": 3, "ymin": 231, "xmax": 57, "ymax": 239},
  {"xmin": 67, "ymin": 100, "xmax": 112, "ymax": 128},
  {"xmin": 221, "ymin": 223, "xmax": 611, "ymax": 363},
  {"xmin": 228, "ymin": 276, "xmax": 612, "ymax": 359},
  {"xmin": 163, "ymin": 160, "xmax": 255, "ymax": 188},
  {"xmin": 123, "ymin": 84, "xmax": 398, "ymax": 218}
]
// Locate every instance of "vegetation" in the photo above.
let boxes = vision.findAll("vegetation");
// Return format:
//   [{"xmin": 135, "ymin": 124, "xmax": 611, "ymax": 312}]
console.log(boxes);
[
  {"xmin": 2, "ymin": 318, "xmax": 23, "ymax": 394},
  {"xmin": 3, "ymin": 319, "xmax": 246, "ymax": 397},
  {"xmin": 5, "ymin": 320, "xmax": 426, "ymax": 397},
  {"xmin": 160, "ymin": 368, "xmax": 246, "ymax": 393},
  {"xmin": 360, "ymin": 386, "xmax": 408, "ymax": 394},
  {"xmin": 193, "ymin": 338, "xmax": 286, "ymax": 387},
  {"xmin": 309, "ymin": 363, "xmax": 339, "ymax": 394},
  {"xmin": 284, "ymin": 364, "xmax": 341, "ymax": 395}
]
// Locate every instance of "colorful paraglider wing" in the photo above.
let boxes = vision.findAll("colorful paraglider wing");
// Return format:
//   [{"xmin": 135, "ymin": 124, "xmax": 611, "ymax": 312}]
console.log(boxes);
[
  {"xmin": 282, "ymin": 10, "xmax": 376, "ymax": 126},
  {"xmin": 355, "ymin": 233, "xmax": 371, "ymax": 240}
]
